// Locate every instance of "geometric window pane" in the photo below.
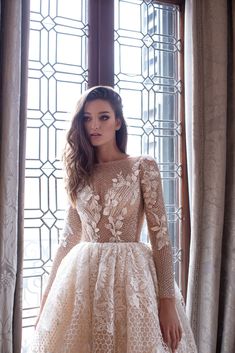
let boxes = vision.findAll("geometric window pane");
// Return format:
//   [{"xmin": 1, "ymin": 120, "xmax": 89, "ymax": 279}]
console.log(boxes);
[
  {"xmin": 114, "ymin": 1, "xmax": 182, "ymax": 286},
  {"xmin": 22, "ymin": 0, "xmax": 88, "ymax": 351}
]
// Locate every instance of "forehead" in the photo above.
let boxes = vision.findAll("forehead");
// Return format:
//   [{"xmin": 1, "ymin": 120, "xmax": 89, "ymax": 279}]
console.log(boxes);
[{"xmin": 84, "ymin": 99, "xmax": 114, "ymax": 113}]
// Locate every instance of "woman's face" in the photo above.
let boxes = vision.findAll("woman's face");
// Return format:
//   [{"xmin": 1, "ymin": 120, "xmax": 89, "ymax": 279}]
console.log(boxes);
[{"xmin": 83, "ymin": 99, "xmax": 121, "ymax": 147}]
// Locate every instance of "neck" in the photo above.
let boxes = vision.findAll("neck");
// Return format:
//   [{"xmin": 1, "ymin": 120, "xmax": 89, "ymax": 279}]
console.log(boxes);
[{"xmin": 95, "ymin": 145, "xmax": 126, "ymax": 164}]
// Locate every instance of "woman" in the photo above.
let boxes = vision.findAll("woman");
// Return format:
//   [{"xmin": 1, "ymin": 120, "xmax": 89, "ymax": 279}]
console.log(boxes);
[{"xmin": 29, "ymin": 86, "xmax": 197, "ymax": 353}]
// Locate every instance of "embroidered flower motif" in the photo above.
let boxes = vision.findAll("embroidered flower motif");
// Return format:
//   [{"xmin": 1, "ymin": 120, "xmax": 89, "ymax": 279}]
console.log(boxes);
[
  {"xmin": 78, "ymin": 185, "xmax": 102, "ymax": 241},
  {"xmin": 141, "ymin": 157, "xmax": 170, "ymax": 250},
  {"xmin": 103, "ymin": 189, "xmax": 119, "ymax": 215},
  {"xmin": 60, "ymin": 222, "xmax": 74, "ymax": 247},
  {"xmin": 141, "ymin": 163, "xmax": 160, "ymax": 209},
  {"xmin": 74, "ymin": 160, "xmax": 141, "ymax": 242},
  {"xmin": 112, "ymin": 167, "xmax": 140, "ymax": 205},
  {"xmin": 105, "ymin": 208, "xmax": 127, "ymax": 242},
  {"xmin": 59, "ymin": 206, "xmax": 82, "ymax": 248},
  {"xmin": 104, "ymin": 162, "xmax": 140, "ymax": 240},
  {"xmin": 150, "ymin": 213, "xmax": 169, "ymax": 250}
]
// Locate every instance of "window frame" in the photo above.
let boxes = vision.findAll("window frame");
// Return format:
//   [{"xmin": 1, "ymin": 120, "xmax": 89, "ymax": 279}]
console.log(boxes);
[
  {"xmin": 24, "ymin": 1, "xmax": 189, "ymax": 317},
  {"xmin": 22, "ymin": 3, "xmax": 189, "ymax": 347}
]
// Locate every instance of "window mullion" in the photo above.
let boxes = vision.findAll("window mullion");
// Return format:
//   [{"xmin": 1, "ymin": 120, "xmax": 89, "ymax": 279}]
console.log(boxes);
[{"xmin": 88, "ymin": 0, "xmax": 114, "ymax": 87}]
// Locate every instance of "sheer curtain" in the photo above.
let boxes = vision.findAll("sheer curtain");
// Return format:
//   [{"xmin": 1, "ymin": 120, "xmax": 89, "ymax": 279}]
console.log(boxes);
[
  {"xmin": 185, "ymin": 0, "xmax": 235, "ymax": 352},
  {"xmin": 0, "ymin": 1, "xmax": 29, "ymax": 352}
]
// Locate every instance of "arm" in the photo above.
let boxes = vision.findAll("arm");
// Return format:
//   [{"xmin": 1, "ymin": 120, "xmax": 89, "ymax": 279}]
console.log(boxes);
[
  {"xmin": 140, "ymin": 156, "xmax": 175, "ymax": 298},
  {"xmin": 36, "ymin": 203, "xmax": 82, "ymax": 326},
  {"xmin": 140, "ymin": 156, "xmax": 182, "ymax": 352}
]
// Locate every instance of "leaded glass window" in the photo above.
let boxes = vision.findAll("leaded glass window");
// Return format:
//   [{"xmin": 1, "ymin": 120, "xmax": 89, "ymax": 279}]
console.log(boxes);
[
  {"xmin": 22, "ymin": 1, "xmax": 88, "ymax": 351},
  {"xmin": 22, "ymin": 1, "xmax": 185, "ymax": 351},
  {"xmin": 114, "ymin": 0, "xmax": 183, "ymax": 282}
]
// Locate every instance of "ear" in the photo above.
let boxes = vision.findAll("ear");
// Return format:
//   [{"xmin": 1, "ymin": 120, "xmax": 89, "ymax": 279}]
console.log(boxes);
[{"xmin": 115, "ymin": 118, "xmax": 122, "ymax": 131}]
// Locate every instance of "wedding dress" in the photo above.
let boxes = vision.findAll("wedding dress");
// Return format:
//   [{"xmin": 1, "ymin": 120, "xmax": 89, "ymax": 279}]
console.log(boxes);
[{"xmin": 29, "ymin": 155, "xmax": 197, "ymax": 353}]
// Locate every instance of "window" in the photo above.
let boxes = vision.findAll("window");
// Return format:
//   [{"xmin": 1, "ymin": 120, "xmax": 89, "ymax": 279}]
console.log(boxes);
[
  {"xmin": 22, "ymin": 1, "xmax": 88, "ymax": 350},
  {"xmin": 113, "ymin": 0, "xmax": 187, "ymax": 294},
  {"xmin": 22, "ymin": 1, "xmax": 187, "ymax": 351}
]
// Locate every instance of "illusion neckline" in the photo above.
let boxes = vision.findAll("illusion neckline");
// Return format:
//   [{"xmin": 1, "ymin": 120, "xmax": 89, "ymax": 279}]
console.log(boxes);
[{"xmin": 95, "ymin": 155, "xmax": 134, "ymax": 166}]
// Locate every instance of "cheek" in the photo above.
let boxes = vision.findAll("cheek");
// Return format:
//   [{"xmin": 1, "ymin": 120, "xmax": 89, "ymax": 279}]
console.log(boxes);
[
  {"xmin": 83, "ymin": 122, "xmax": 90, "ymax": 132},
  {"xmin": 105, "ymin": 119, "xmax": 118, "ymax": 132}
]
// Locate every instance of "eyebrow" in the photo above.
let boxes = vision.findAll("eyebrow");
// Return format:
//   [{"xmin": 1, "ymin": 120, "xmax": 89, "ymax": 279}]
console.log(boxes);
[{"xmin": 83, "ymin": 111, "xmax": 111, "ymax": 115}]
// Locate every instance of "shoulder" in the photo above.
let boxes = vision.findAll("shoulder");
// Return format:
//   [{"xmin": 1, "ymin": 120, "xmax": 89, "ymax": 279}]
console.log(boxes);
[
  {"xmin": 126, "ymin": 155, "xmax": 155, "ymax": 169},
  {"xmin": 138, "ymin": 155, "xmax": 159, "ymax": 169},
  {"xmin": 137, "ymin": 156, "xmax": 161, "ymax": 182},
  {"xmin": 139, "ymin": 155, "xmax": 155, "ymax": 162}
]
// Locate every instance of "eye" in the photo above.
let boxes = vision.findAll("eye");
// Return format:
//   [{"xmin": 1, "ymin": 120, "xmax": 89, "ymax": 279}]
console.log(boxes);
[
  {"xmin": 83, "ymin": 115, "xmax": 90, "ymax": 122},
  {"xmin": 100, "ymin": 115, "xmax": 110, "ymax": 121}
]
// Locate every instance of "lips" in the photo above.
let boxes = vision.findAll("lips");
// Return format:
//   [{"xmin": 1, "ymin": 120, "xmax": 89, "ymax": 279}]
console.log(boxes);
[{"xmin": 90, "ymin": 133, "xmax": 102, "ymax": 136}]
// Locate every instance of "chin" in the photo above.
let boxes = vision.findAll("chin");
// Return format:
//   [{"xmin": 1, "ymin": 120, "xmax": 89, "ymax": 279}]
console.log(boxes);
[
  {"xmin": 89, "ymin": 141, "xmax": 103, "ymax": 147},
  {"xmin": 89, "ymin": 136, "xmax": 115, "ymax": 147}
]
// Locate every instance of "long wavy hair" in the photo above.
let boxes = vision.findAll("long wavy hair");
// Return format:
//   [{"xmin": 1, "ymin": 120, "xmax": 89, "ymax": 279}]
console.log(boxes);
[{"xmin": 62, "ymin": 86, "xmax": 128, "ymax": 207}]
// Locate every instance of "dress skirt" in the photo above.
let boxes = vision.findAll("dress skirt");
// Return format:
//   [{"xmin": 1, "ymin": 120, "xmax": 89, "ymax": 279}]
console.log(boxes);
[{"xmin": 29, "ymin": 242, "xmax": 197, "ymax": 353}]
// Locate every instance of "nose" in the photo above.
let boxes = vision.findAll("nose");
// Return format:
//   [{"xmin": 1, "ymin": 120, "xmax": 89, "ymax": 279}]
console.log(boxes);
[{"xmin": 91, "ymin": 118, "xmax": 100, "ymax": 130}]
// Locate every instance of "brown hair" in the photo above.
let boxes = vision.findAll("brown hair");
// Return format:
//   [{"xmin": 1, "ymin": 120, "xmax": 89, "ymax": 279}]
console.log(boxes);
[{"xmin": 62, "ymin": 86, "xmax": 128, "ymax": 206}]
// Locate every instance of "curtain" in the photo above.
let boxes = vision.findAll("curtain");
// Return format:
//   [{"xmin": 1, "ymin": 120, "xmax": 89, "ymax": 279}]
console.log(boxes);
[
  {"xmin": 185, "ymin": 0, "xmax": 235, "ymax": 352},
  {"xmin": 0, "ymin": 1, "xmax": 30, "ymax": 353}
]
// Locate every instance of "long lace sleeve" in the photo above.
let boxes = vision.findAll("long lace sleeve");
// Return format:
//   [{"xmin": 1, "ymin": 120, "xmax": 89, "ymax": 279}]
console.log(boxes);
[
  {"xmin": 140, "ymin": 156, "xmax": 175, "ymax": 298},
  {"xmin": 43, "ymin": 204, "xmax": 82, "ymax": 298}
]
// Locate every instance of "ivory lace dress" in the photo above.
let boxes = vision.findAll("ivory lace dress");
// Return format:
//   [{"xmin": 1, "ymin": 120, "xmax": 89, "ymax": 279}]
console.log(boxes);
[{"xmin": 29, "ymin": 156, "xmax": 197, "ymax": 353}]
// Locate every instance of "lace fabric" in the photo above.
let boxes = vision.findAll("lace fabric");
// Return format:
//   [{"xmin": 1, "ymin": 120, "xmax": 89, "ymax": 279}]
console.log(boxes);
[
  {"xmin": 29, "ymin": 156, "xmax": 197, "ymax": 353},
  {"xmin": 30, "ymin": 243, "xmax": 197, "ymax": 353},
  {"xmin": 45, "ymin": 156, "xmax": 174, "ymax": 298}
]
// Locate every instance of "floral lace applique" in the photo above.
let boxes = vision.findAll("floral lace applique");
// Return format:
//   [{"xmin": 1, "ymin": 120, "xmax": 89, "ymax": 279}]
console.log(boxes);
[
  {"xmin": 77, "ymin": 184, "xmax": 102, "ymax": 242},
  {"xmin": 140, "ymin": 157, "xmax": 170, "ymax": 250},
  {"xmin": 104, "ymin": 161, "xmax": 140, "ymax": 242},
  {"xmin": 76, "ymin": 161, "xmax": 141, "ymax": 242},
  {"xmin": 140, "ymin": 161, "xmax": 160, "ymax": 208},
  {"xmin": 58, "ymin": 206, "xmax": 82, "ymax": 248},
  {"xmin": 150, "ymin": 213, "xmax": 169, "ymax": 250},
  {"xmin": 60, "ymin": 222, "xmax": 74, "ymax": 248},
  {"xmin": 104, "ymin": 206, "xmax": 128, "ymax": 242},
  {"xmin": 111, "ymin": 163, "xmax": 140, "ymax": 204}
]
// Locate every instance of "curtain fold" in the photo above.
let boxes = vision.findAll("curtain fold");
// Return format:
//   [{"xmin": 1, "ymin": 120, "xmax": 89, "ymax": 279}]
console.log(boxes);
[
  {"xmin": 185, "ymin": 0, "xmax": 235, "ymax": 352},
  {"xmin": 217, "ymin": 2, "xmax": 235, "ymax": 352},
  {"xmin": 0, "ymin": 1, "xmax": 30, "ymax": 353}
]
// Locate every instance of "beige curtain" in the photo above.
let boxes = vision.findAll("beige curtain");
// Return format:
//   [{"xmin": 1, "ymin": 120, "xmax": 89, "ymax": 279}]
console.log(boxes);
[
  {"xmin": 185, "ymin": 0, "xmax": 235, "ymax": 352},
  {"xmin": 0, "ymin": 1, "xmax": 29, "ymax": 353}
]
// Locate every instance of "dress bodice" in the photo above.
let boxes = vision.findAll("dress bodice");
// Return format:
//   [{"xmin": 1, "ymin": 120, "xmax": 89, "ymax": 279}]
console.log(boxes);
[{"xmin": 45, "ymin": 156, "xmax": 175, "ymax": 298}]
